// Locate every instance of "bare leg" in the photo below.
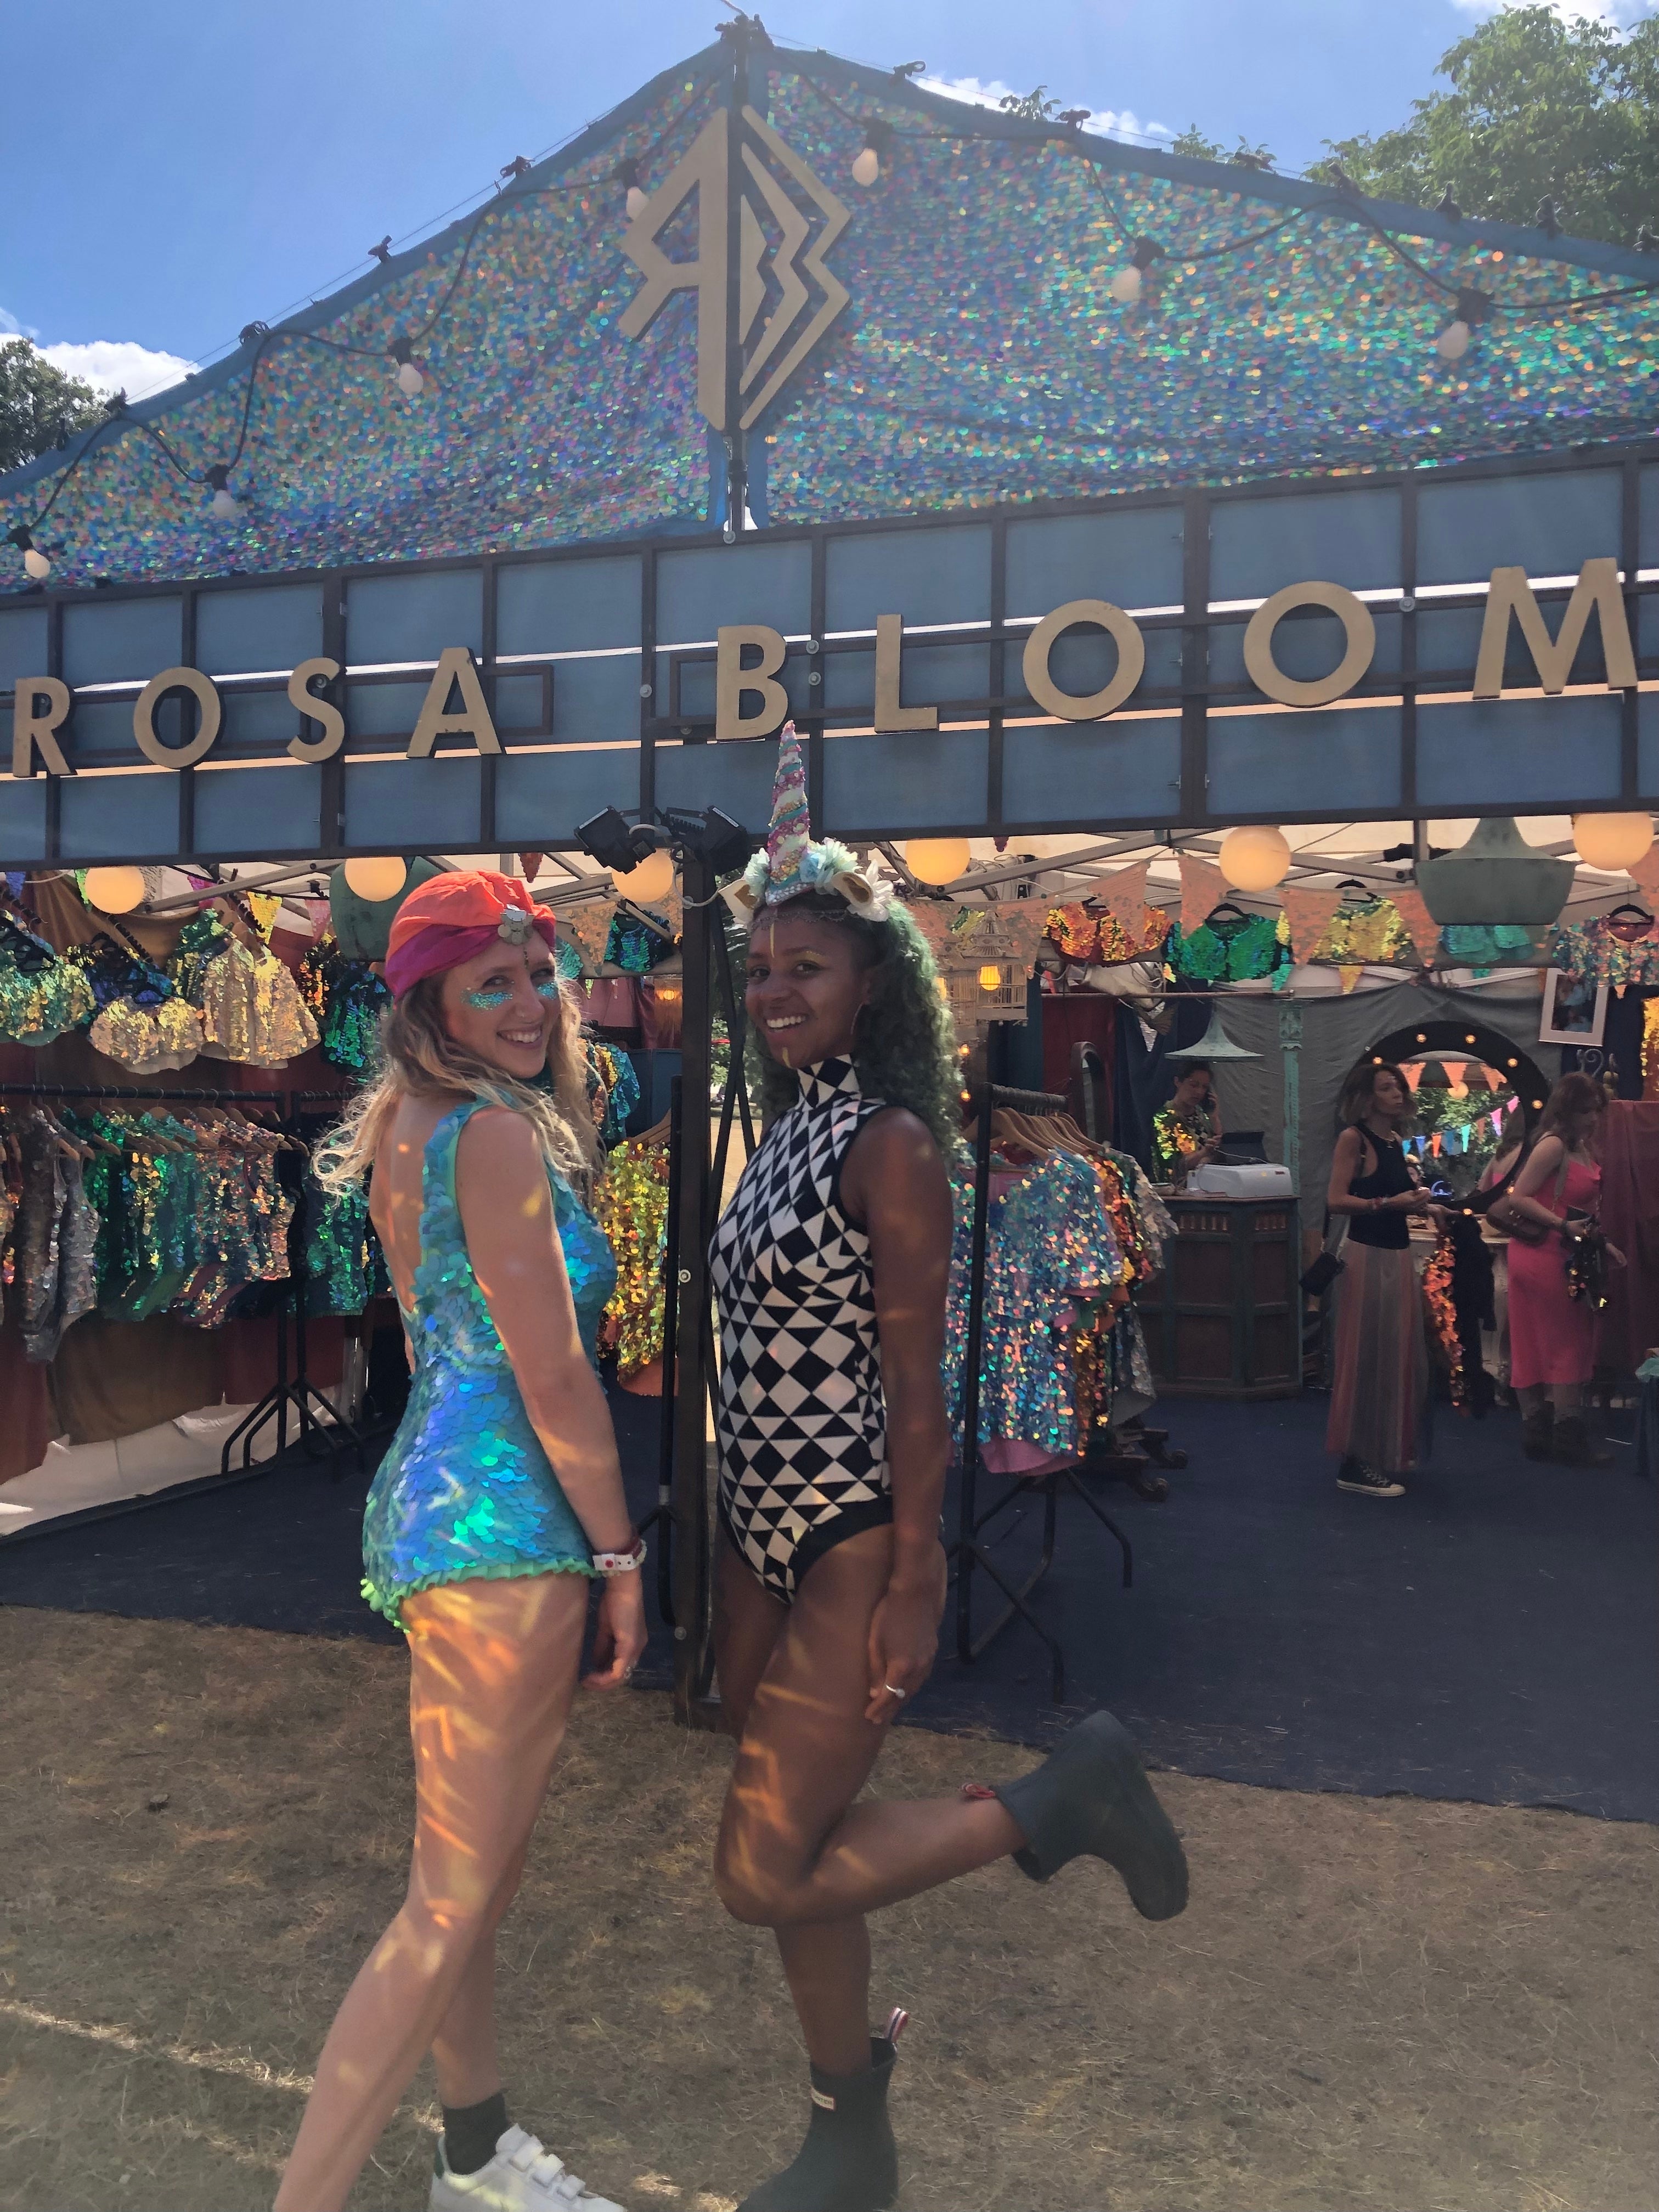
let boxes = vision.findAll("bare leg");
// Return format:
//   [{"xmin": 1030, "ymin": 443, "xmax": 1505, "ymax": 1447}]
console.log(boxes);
[
  {"xmin": 714, "ymin": 1530, "xmax": 1020, "ymax": 2074},
  {"xmin": 427, "ymin": 1841, "xmax": 528, "ymax": 2109},
  {"xmin": 274, "ymin": 1574, "xmax": 589, "ymax": 2212},
  {"xmin": 1517, "ymin": 1383, "xmax": 1548, "ymax": 1417},
  {"xmin": 1549, "ymin": 1381, "xmax": 1584, "ymax": 1415}
]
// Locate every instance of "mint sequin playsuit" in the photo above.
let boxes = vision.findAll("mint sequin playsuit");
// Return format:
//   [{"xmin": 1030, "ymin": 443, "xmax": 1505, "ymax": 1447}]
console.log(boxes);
[{"xmin": 361, "ymin": 1100, "xmax": 617, "ymax": 1625}]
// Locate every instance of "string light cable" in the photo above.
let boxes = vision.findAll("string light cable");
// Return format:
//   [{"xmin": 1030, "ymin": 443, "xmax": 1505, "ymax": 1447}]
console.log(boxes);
[{"xmin": 2, "ymin": 73, "xmax": 715, "ymax": 567}]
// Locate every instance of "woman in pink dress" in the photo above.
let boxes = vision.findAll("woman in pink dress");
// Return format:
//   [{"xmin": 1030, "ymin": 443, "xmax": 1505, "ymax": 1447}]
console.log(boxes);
[{"xmin": 1504, "ymin": 1074, "xmax": 1625, "ymax": 1466}]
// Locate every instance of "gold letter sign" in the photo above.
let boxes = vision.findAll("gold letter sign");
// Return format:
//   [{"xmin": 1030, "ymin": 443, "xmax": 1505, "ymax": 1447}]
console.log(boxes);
[
  {"xmin": 407, "ymin": 648, "xmax": 501, "ymax": 759},
  {"xmin": 715, "ymin": 624, "xmax": 789, "ymax": 741},
  {"xmin": 12, "ymin": 677, "xmax": 72, "ymax": 778},
  {"xmin": 1474, "ymin": 558, "xmax": 1637, "ymax": 698},
  {"xmin": 620, "ymin": 108, "xmax": 849, "ymax": 432}
]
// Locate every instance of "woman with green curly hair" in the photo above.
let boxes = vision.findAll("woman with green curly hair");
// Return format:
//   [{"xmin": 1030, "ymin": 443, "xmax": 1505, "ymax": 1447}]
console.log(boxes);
[{"xmin": 707, "ymin": 735, "xmax": 1188, "ymax": 2212}]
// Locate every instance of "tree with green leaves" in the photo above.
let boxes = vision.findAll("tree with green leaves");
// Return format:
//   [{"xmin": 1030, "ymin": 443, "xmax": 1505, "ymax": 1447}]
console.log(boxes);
[
  {"xmin": 1169, "ymin": 126, "xmax": 1278, "ymax": 171},
  {"xmin": 0, "ymin": 338, "xmax": 103, "ymax": 477},
  {"xmin": 1323, "ymin": 3, "xmax": 1659, "ymax": 247}
]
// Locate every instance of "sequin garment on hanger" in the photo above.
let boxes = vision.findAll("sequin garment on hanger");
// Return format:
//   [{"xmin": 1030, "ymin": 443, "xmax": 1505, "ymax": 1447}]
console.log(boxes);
[
  {"xmin": 195, "ymin": 939, "xmax": 320, "ymax": 1065},
  {"xmin": 1545, "ymin": 914, "xmax": 1659, "ymax": 991},
  {"xmin": 597, "ymin": 1139, "xmax": 670, "ymax": 1381},
  {"xmin": 361, "ymin": 1099, "xmax": 615, "ymax": 1626},
  {"xmin": 0, "ymin": 912, "xmax": 95, "ymax": 1046},
  {"xmin": 943, "ymin": 1149, "xmax": 1124, "ymax": 1459},
  {"xmin": 1165, "ymin": 911, "xmax": 1291, "ymax": 985}
]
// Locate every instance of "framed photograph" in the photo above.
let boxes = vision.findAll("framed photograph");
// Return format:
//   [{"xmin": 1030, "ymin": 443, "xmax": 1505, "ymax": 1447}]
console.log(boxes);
[{"xmin": 1539, "ymin": 968, "xmax": 1609, "ymax": 1047}]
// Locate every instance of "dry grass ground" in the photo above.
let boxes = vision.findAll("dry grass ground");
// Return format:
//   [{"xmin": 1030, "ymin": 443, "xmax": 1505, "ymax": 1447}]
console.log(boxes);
[{"xmin": 0, "ymin": 1607, "xmax": 1654, "ymax": 2212}]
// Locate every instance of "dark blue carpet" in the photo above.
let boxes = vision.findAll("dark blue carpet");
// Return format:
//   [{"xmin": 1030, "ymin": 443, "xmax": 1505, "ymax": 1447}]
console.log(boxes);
[{"xmin": 2, "ymin": 1386, "xmax": 1652, "ymax": 1822}]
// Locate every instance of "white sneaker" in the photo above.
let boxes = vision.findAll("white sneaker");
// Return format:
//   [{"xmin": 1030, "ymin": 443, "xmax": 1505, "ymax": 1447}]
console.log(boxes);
[{"xmin": 428, "ymin": 2124, "xmax": 627, "ymax": 2212}]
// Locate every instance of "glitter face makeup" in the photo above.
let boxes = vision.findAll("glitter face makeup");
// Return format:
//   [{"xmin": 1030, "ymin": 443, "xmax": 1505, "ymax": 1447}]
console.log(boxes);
[{"xmin": 464, "ymin": 987, "xmax": 514, "ymax": 1010}]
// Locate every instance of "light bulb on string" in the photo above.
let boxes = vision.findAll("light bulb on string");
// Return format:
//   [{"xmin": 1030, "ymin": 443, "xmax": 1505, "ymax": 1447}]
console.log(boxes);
[
  {"xmin": 905, "ymin": 837, "xmax": 970, "ymax": 886},
  {"xmin": 615, "ymin": 157, "xmax": 648, "ymax": 222},
  {"xmin": 1109, "ymin": 237, "xmax": 1163, "ymax": 305},
  {"xmin": 1434, "ymin": 285, "xmax": 1490, "ymax": 363},
  {"xmin": 343, "ymin": 855, "xmax": 409, "ymax": 903},
  {"xmin": 205, "ymin": 465, "xmax": 240, "ymax": 521},
  {"xmin": 851, "ymin": 120, "xmax": 891, "ymax": 188},
  {"xmin": 7, "ymin": 524, "xmax": 50, "ymax": 580},
  {"xmin": 388, "ymin": 337, "xmax": 424, "ymax": 397}
]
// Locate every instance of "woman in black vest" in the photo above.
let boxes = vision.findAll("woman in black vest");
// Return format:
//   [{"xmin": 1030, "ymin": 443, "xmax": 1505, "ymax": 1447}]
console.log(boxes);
[{"xmin": 1325, "ymin": 1060, "xmax": 1433, "ymax": 1497}]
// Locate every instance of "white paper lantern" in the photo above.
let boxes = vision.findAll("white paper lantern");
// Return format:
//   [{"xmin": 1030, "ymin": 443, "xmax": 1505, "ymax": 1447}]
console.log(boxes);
[
  {"xmin": 342, "ymin": 855, "xmax": 410, "ymax": 903},
  {"xmin": 904, "ymin": 838, "xmax": 970, "ymax": 886},
  {"xmin": 82, "ymin": 864, "xmax": 147, "ymax": 915},
  {"xmin": 1572, "ymin": 812, "xmax": 1654, "ymax": 872},
  {"xmin": 1218, "ymin": 824, "xmax": 1292, "ymax": 893},
  {"xmin": 613, "ymin": 846, "xmax": 675, "ymax": 903}
]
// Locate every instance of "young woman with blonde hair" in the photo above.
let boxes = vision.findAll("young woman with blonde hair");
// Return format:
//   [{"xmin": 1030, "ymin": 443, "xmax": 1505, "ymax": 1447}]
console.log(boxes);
[{"xmin": 275, "ymin": 868, "xmax": 642, "ymax": 2212}]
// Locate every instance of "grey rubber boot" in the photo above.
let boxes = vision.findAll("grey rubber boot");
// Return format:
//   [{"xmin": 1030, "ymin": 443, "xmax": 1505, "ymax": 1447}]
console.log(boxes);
[
  {"xmin": 994, "ymin": 1710, "xmax": 1189, "ymax": 1919},
  {"xmin": 737, "ymin": 2023, "xmax": 902, "ymax": 2212}
]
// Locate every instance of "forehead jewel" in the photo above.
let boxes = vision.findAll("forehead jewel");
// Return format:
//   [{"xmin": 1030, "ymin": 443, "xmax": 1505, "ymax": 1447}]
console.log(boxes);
[{"xmin": 497, "ymin": 906, "xmax": 533, "ymax": 945}]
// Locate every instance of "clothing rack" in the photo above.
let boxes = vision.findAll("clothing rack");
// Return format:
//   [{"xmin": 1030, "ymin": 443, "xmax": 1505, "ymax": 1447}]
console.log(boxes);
[
  {"xmin": 1, "ymin": 1078, "xmax": 366, "ymax": 1482},
  {"xmin": 642, "ymin": 1075, "xmax": 682, "ymax": 1628},
  {"xmin": 953, "ymin": 1082, "xmax": 1135, "ymax": 1704},
  {"xmin": 214, "ymin": 1089, "xmax": 365, "ymax": 1479}
]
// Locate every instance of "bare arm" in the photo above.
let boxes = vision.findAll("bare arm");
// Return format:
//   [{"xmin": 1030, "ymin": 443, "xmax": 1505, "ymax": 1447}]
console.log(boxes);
[
  {"xmin": 454, "ymin": 1110, "xmax": 633, "ymax": 1550},
  {"xmin": 840, "ymin": 1108, "xmax": 953, "ymax": 1718},
  {"xmin": 1506, "ymin": 1135, "xmax": 1570, "ymax": 1233},
  {"xmin": 1327, "ymin": 1125, "xmax": 1426, "ymax": 1219}
]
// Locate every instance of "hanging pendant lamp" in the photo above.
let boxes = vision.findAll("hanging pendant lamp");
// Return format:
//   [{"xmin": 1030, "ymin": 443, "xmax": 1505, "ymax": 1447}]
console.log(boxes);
[
  {"xmin": 1166, "ymin": 1006, "xmax": 1262, "ymax": 1062},
  {"xmin": 1416, "ymin": 816, "xmax": 1575, "ymax": 929}
]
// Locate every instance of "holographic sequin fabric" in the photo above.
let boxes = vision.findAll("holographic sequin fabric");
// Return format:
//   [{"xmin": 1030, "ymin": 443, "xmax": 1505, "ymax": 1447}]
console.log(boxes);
[
  {"xmin": 360, "ymin": 1099, "xmax": 616, "ymax": 1626},
  {"xmin": 9, "ymin": 53, "xmax": 1652, "ymax": 588},
  {"xmin": 0, "ymin": 912, "xmax": 96, "ymax": 1047},
  {"xmin": 193, "ymin": 939, "xmax": 320, "ymax": 1066},
  {"xmin": 596, "ymin": 1138, "xmax": 669, "ymax": 1380},
  {"xmin": 1545, "ymin": 915, "xmax": 1659, "ymax": 990},
  {"xmin": 944, "ymin": 1150, "xmax": 1124, "ymax": 1457}
]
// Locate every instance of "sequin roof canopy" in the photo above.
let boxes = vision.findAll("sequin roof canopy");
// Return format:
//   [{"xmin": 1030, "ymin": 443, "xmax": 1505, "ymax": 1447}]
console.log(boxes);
[{"xmin": 5, "ymin": 37, "xmax": 1658, "ymax": 589}]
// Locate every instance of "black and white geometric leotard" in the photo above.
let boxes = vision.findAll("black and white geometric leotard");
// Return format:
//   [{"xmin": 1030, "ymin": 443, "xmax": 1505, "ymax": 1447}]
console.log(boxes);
[{"xmin": 710, "ymin": 1057, "xmax": 894, "ymax": 1604}]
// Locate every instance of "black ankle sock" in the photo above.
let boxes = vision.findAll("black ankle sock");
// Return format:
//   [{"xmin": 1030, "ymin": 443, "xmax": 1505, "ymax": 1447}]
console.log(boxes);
[{"xmin": 439, "ymin": 2091, "xmax": 509, "ymax": 2177}]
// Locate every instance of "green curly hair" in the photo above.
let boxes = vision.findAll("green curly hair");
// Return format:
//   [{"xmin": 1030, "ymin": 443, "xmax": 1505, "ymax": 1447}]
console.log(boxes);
[{"xmin": 743, "ymin": 892, "xmax": 964, "ymax": 1155}]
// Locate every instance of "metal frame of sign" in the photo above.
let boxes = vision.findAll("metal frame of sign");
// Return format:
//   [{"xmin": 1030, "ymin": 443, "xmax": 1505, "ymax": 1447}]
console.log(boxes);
[{"xmin": 3, "ymin": 433, "xmax": 1656, "ymax": 871}]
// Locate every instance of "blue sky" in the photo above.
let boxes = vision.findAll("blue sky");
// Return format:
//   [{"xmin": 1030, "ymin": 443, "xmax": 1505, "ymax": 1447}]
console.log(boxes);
[{"xmin": 2, "ymin": 0, "xmax": 1652, "ymax": 400}]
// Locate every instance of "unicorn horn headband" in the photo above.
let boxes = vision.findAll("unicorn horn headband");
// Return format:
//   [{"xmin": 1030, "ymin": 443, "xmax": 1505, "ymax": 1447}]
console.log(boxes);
[{"xmin": 720, "ymin": 725, "xmax": 893, "ymax": 921}]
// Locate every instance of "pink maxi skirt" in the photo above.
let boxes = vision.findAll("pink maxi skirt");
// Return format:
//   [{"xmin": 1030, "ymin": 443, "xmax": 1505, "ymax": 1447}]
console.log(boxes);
[{"xmin": 1326, "ymin": 1240, "xmax": 1430, "ymax": 1475}]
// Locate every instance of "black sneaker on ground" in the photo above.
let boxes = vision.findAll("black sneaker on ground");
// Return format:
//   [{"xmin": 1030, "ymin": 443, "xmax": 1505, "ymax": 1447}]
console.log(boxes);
[{"xmin": 1336, "ymin": 1458, "xmax": 1405, "ymax": 1498}]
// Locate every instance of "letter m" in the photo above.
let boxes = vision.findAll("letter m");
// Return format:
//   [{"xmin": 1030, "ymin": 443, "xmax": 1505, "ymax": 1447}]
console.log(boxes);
[{"xmin": 1472, "ymin": 557, "xmax": 1636, "ymax": 698}]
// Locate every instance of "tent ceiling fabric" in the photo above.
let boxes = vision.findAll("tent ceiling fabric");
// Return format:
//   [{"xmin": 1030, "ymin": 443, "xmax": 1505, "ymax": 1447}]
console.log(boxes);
[{"xmin": 5, "ymin": 41, "xmax": 1658, "ymax": 589}]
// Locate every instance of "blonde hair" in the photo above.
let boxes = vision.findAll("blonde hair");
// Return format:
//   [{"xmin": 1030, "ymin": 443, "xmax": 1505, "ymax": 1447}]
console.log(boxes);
[{"xmin": 313, "ymin": 972, "xmax": 600, "ymax": 1195}]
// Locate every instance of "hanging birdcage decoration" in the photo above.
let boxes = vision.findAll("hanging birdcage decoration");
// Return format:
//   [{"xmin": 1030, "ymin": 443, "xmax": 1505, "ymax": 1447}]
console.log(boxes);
[{"xmin": 941, "ymin": 909, "xmax": 1030, "ymax": 1036}]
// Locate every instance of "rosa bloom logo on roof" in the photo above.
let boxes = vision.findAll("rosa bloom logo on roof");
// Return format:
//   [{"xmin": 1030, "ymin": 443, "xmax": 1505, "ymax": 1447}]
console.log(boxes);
[{"xmin": 619, "ymin": 106, "xmax": 851, "ymax": 433}]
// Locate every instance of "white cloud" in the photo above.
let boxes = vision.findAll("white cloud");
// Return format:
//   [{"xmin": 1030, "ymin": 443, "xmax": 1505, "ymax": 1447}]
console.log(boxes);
[
  {"xmin": 37, "ymin": 339, "xmax": 196, "ymax": 402},
  {"xmin": 0, "ymin": 305, "xmax": 41, "ymax": 340},
  {"xmin": 918, "ymin": 75, "xmax": 1171, "ymax": 145}
]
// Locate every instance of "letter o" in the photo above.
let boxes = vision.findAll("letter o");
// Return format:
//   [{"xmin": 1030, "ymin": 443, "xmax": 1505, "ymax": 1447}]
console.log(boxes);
[
  {"xmin": 133, "ymin": 665, "xmax": 222, "ymax": 768},
  {"xmin": 1022, "ymin": 599, "xmax": 1146, "ymax": 721},
  {"xmin": 1242, "ymin": 582, "xmax": 1375, "ymax": 709}
]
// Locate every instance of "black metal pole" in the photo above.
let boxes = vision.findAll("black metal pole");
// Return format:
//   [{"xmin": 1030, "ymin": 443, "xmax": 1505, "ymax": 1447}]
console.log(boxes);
[
  {"xmin": 953, "ymin": 1084, "xmax": 996, "ymax": 1661},
  {"xmin": 655, "ymin": 1074, "xmax": 682, "ymax": 1628},
  {"xmin": 672, "ymin": 852, "xmax": 716, "ymax": 1723}
]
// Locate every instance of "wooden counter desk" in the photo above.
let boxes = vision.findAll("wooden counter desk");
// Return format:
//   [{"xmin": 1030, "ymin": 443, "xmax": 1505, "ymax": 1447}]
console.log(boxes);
[{"xmin": 1141, "ymin": 1192, "xmax": 1302, "ymax": 1400}]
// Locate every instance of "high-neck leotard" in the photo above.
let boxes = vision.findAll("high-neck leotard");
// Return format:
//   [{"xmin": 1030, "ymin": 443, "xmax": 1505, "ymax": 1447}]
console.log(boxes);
[
  {"xmin": 361, "ymin": 1099, "xmax": 616, "ymax": 1626},
  {"xmin": 710, "ymin": 1057, "xmax": 893, "ymax": 1604}
]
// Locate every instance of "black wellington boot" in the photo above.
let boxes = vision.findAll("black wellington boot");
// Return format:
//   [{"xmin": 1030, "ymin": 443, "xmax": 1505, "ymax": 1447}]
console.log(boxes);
[
  {"xmin": 995, "ymin": 1709, "xmax": 1188, "ymax": 1920},
  {"xmin": 1521, "ymin": 1406, "xmax": 1556, "ymax": 1460},
  {"xmin": 1552, "ymin": 1415, "xmax": 1615, "ymax": 1468},
  {"xmin": 737, "ymin": 2018, "xmax": 903, "ymax": 2212}
]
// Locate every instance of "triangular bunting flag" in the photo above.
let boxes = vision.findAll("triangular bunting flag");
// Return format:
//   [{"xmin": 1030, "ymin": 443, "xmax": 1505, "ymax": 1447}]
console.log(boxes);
[
  {"xmin": 1279, "ymin": 886, "xmax": 1344, "ymax": 965},
  {"xmin": 1178, "ymin": 853, "xmax": 1228, "ymax": 938},
  {"xmin": 1387, "ymin": 885, "xmax": 1438, "ymax": 967},
  {"xmin": 1094, "ymin": 860, "xmax": 1151, "ymax": 937}
]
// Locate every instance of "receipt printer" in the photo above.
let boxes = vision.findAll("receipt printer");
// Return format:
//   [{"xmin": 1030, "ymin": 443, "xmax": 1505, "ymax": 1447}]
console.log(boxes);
[{"xmin": 1186, "ymin": 1161, "xmax": 1295, "ymax": 1199}]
